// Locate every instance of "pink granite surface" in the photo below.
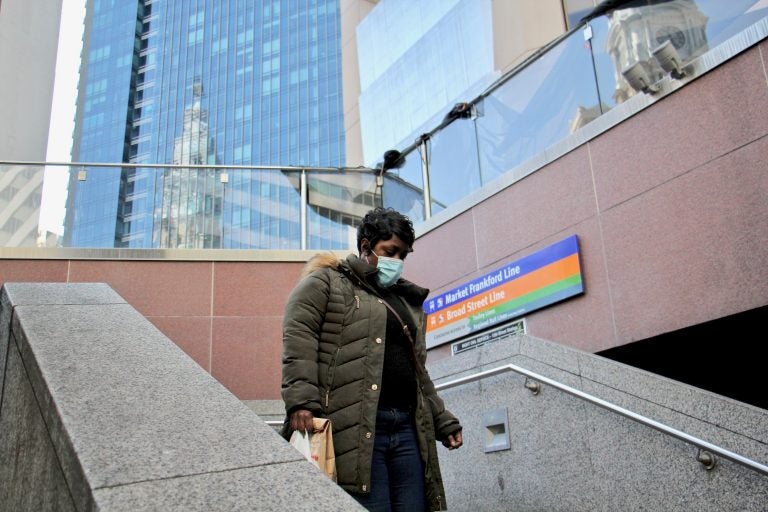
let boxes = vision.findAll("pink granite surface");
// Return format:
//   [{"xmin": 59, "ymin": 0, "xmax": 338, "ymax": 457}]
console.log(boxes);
[
  {"xmin": 590, "ymin": 42, "xmax": 768, "ymax": 211},
  {"xmin": 69, "ymin": 260, "xmax": 213, "ymax": 317},
  {"xmin": 472, "ymin": 146, "xmax": 597, "ymax": 271},
  {"xmin": 0, "ymin": 260, "xmax": 68, "ymax": 286},
  {"xmin": 600, "ymin": 135, "xmax": 768, "ymax": 343},
  {"xmin": 211, "ymin": 315, "xmax": 283, "ymax": 399},
  {"xmin": 148, "ymin": 315, "xmax": 213, "ymax": 372},
  {"xmin": 212, "ymin": 261, "xmax": 303, "ymax": 317},
  {"xmin": 406, "ymin": 210, "xmax": 479, "ymax": 292}
]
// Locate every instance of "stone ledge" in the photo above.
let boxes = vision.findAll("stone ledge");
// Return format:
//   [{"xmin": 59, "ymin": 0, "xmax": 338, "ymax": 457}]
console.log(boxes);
[{"xmin": 0, "ymin": 282, "xmax": 362, "ymax": 511}]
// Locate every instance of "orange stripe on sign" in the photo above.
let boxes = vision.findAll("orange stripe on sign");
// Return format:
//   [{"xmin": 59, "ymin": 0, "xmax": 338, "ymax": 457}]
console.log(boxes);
[{"xmin": 426, "ymin": 254, "xmax": 581, "ymax": 332}]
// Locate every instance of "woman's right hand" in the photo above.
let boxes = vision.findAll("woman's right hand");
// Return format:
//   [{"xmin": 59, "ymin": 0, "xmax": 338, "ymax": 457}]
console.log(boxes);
[{"xmin": 290, "ymin": 408, "xmax": 315, "ymax": 433}]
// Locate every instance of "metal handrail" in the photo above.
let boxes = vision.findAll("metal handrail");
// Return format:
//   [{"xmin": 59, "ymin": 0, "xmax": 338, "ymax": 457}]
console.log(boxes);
[
  {"xmin": 0, "ymin": 159, "xmax": 374, "ymax": 173},
  {"xmin": 434, "ymin": 363, "xmax": 768, "ymax": 476},
  {"xmin": 263, "ymin": 363, "xmax": 768, "ymax": 476}
]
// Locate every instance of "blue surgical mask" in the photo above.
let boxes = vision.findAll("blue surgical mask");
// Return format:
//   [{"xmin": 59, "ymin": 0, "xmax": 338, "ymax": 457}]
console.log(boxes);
[{"xmin": 372, "ymin": 250, "xmax": 403, "ymax": 288}]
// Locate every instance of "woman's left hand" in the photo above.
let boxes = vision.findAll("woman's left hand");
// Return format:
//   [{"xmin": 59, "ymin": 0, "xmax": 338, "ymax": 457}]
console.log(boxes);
[{"xmin": 442, "ymin": 430, "xmax": 463, "ymax": 450}]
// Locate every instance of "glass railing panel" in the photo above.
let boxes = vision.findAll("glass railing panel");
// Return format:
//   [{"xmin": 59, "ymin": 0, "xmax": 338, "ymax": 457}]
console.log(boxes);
[
  {"xmin": 425, "ymin": 118, "xmax": 482, "ymax": 216},
  {"xmin": 381, "ymin": 146, "xmax": 426, "ymax": 224},
  {"xmin": 63, "ymin": 165, "xmax": 124, "ymax": 247},
  {"xmin": 475, "ymin": 28, "xmax": 600, "ymax": 181},
  {"xmin": 152, "ymin": 166, "xmax": 226, "ymax": 249},
  {"xmin": 701, "ymin": 1, "xmax": 768, "ymax": 46},
  {"xmin": 219, "ymin": 169, "xmax": 303, "ymax": 250},
  {"xmin": 306, "ymin": 170, "xmax": 377, "ymax": 250},
  {"xmin": 2, "ymin": 163, "xmax": 376, "ymax": 251},
  {"xmin": 64, "ymin": 164, "xmax": 227, "ymax": 249},
  {"xmin": 38, "ymin": 163, "xmax": 70, "ymax": 247},
  {"xmin": 589, "ymin": 0, "xmax": 768, "ymax": 109},
  {"xmin": 123, "ymin": 165, "xmax": 160, "ymax": 248},
  {"xmin": 0, "ymin": 164, "xmax": 46, "ymax": 247}
]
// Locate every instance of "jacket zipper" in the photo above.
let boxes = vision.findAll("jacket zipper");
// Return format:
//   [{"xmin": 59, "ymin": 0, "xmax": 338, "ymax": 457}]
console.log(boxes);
[
  {"xmin": 326, "ymin": 346, "xmax": 341, "ymax": 408},
  {"xmin": 355, "ymin": 295, "xmax": 360, "ymax": 308}
]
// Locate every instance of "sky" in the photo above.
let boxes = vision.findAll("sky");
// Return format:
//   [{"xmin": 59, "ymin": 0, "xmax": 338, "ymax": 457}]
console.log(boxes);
[{"xmin": 40, "ymin": 0, "xmax": 86, "ymax": 235}]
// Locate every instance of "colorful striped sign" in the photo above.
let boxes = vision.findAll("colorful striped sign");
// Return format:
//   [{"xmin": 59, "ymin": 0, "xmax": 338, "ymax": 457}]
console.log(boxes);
[{"xmin": 425, "ymin": 235, "xmax": 584, "ymax": 347}]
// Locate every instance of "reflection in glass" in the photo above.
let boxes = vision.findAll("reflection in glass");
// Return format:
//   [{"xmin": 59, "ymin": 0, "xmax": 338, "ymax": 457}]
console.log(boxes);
[
  {"xmin": 589, "ymin": 1, "xmax": 768, "ymax": 109},
  {"xmin": 307, "ymin": 171, "xmax": 378, "ymax": 250},
  {"xmin": 426, "ymin": 119, "xmax": 481, "ymax": 215},
  {"xmin": 155, "ymin": 167, "xmax": 223, "ymax": 249},
  {"xmin": 221, "ymin": 170, "xmax": 302, "ymax": 249},
  {"xmin": 603, "ymin": 0, "xmax": 709, "ymax": 103},
  {"xmin": 476, "ymin": 29, "xmax": 600, "ymax": 180},
  {"xmin": 0, "ymin": 165, "xmax": 44, "ymax": 247},
  {"xmin": 381, "ymin": 147, "xmax": 426, "ymax": 223}
]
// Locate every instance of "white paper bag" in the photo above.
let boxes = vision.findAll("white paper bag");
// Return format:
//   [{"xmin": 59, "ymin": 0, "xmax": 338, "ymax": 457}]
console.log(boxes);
[{"xmin": 289, "ymin": 430, "xmax": 314, "ymax": 465}]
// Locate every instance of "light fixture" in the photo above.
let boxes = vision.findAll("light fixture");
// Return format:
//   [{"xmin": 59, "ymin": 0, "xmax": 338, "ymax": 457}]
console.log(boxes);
[
  {"xmin": 652, "ymin": 40, "xmax": 687, "ymax": 79},
  {"xmin": 442, "ymin": 102, "xmax": 474, "ymax": 123},
  {"xmin": 374, "ymin": 149, "xmax": 405, "ymax": 206},
  {"xmin": 621, "ymin": 60, "xmax": 660, "ymax": 94},
  {"xmin": 381, "ymin": 149, "xmax": 405, "ymax": 172}
]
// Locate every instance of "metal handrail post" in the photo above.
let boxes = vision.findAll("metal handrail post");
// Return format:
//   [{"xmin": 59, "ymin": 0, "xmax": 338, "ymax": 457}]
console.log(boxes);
[
  {"xmin": 300, "ymin": 169, "xmax": 308, "ymax": 250},
  {"xmin": 419, "ymin": 138, "xmax": 432, "ymax": 220}
]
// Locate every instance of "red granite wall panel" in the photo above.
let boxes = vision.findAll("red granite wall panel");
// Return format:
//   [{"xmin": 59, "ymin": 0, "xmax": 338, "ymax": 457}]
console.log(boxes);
[
  {"xmin": 590, "ymin": 43, "xmax": 768, "ymax": 212},
  {"xmin": 600, "ymin": 135, "xmax": 768, "ymax": 343},
  {"xmin": 406, "ymin": 211, "xmax": 478, "ymax": 293},
  {"xmin": 212, "ymin": 261, "xmax": 303, "ymax": 317},
  {"xmin": 0, "ymin": 260, "xmax": 68, "ymax": 287},
  {"xmin": 211, "ymin": 315, "xmax": 283, "ymax": 400},
  {"xmin": 520, "ymin": 219, "xmax": 617, "ymax": 353},
  {"xmin": 471, "ymin": 146, "xmax": 596, "ymax": 271},
  {"xmin": 68, "ymin": 260, "xmax": 213, "ymax": 317},
  {"xmin": 148, "ymin": 316, "xmax": 213, "ymax": 372}
]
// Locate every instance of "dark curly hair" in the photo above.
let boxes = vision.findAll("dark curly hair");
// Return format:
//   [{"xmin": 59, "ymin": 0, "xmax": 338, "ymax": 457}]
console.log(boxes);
[{"xmin": 356, "ymin": 207, "xmax": 415, "ymax": 253}]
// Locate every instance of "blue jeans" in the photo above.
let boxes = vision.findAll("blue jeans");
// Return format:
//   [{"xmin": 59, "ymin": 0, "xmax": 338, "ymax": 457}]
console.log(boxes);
[{"xmin": 353, "ymin": 407, "xmax": 426, "ymax": 512}]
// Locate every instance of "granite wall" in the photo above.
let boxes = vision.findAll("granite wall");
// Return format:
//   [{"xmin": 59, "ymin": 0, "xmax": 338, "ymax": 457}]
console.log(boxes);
[
  {"xmin": 0, "ymin": 257, "xmax": 311, "ymax": 401},
  {"xmin": 0, "ymin": 282, "xmax": 362, "ymax": 511},
  {"xmin": 427, "ymin": 332, "xmax": 768, "ymax": 511}
]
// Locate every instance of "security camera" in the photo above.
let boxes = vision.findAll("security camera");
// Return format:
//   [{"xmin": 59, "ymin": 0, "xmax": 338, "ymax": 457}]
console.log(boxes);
[
  {"xmin": 652, "ymin": 40, "xmax": 686, "ymax": 79},
  {"xmin": 621, "ymin": 60, "xmax": 660, "ymax": 94}
]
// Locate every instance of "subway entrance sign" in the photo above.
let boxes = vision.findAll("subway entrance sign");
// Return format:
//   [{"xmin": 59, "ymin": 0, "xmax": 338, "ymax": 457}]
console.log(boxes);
[{"xmin": 424, "ymin": 235, "xmax": 584, "ymax": 348}]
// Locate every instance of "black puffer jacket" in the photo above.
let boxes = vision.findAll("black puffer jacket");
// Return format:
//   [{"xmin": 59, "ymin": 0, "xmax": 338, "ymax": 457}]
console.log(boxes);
[{"xmin": 281, "ymin": 253, "xmax": 461, "ymax": 511}]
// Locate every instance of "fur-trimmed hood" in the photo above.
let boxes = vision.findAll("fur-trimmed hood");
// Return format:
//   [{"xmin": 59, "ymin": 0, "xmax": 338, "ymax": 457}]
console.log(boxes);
[{"xmin": 300, "ymin": 252, "xmax": 343, "ymax": 279}]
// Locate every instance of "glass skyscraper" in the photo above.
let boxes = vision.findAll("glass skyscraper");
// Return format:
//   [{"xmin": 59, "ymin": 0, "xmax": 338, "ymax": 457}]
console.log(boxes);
[{"xmin": 65, "ymin": 0, "xmax": 352, "ymax": 249}]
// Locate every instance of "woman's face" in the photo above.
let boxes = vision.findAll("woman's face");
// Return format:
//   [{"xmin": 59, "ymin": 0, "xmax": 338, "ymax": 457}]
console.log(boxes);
[{"xmin": 363, "ymin": 234, "xmax": 411, "ymax": 266}]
